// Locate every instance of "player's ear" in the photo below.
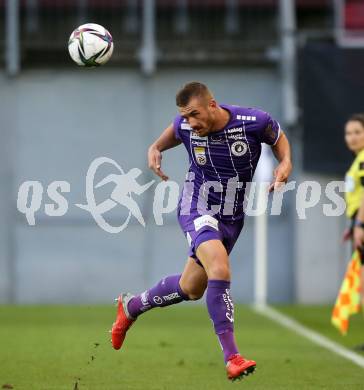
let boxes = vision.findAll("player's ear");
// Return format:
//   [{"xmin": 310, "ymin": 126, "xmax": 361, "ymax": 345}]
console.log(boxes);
[{"xmin": 208, "ymin": 99, "xmax": 217, "ymax": 109}]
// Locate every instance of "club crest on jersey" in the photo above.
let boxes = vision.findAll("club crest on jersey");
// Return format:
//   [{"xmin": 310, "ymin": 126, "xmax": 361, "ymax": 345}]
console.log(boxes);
[
  {"xmin": 194, "ymin": 147, "xmax": 207, "ymax": 165},
  {"xmin": 231, "ymin": 141, "xmax": 247, "ymax": 157}
]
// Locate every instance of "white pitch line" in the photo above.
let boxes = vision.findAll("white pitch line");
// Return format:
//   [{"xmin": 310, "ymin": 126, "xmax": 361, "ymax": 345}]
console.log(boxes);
[{"xmin": 254, "ymin": 304, "xmax": 364, "ymax": 369}]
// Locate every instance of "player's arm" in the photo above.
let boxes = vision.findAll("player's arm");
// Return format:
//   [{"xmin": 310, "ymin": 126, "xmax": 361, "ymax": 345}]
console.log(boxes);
[
  {"xmin": 352, "ymin": 167, "xmax": 364, "ymax": 249},
  {"xmin": 353, "ymin": 199, "xmax": 364, "ymax": 249},
  {"xmin": 268, "ymin": 130, "xmax": 292, "ymax": 192},
  {"xmin": 148, "ymin": 123, "xmax": 182, "ymax": 181}
]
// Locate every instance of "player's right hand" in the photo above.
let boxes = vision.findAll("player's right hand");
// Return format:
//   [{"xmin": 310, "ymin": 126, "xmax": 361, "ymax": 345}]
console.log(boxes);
[{"xmin": 148, "ymin": 145, "xmax": 169, "ymax": 181}]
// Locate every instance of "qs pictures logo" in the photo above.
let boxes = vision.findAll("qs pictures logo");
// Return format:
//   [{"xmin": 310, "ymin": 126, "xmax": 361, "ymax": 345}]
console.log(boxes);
[{"xmin": 17, "ymin": 157, "xmax": 179, "ymax": 233}]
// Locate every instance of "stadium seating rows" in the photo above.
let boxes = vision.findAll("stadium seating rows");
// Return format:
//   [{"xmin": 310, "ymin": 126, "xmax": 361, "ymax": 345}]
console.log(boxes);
[{"xmin": 0, "ymin": 0, "xmax": 330, "ymax": 9}]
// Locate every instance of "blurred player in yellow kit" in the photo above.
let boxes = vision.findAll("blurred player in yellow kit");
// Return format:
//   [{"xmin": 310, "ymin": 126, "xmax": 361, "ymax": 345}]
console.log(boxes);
[{"xmin": 343, "ymin": 114, "xmax": 364, "ymax": 347}]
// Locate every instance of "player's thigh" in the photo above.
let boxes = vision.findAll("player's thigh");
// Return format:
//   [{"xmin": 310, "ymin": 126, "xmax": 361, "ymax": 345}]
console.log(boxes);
[
  {"xmin": 179, "ymin": 257, "xmax": 208, "ymax": 300},
  {"xmin": 196, "ymin": 239, "xmax": 230, "ymax": 281}
]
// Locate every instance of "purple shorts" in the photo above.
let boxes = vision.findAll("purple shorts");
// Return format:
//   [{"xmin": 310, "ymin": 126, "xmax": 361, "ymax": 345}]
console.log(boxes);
[{"xmin": 178, "ymin": 214, "xmax": 244, "ymax": 265}]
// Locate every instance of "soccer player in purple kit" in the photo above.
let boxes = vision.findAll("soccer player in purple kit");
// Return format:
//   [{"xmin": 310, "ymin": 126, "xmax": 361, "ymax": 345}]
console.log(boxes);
[{"xmin": 111, "ymin": 82, "xmax": 292, "ymax": 381}]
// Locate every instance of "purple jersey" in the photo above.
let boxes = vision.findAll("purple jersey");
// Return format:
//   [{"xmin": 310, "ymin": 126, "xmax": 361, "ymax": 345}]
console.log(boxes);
[{"xmin": 174, "ymin": 104, "xmax": 280, "ymax": 230}]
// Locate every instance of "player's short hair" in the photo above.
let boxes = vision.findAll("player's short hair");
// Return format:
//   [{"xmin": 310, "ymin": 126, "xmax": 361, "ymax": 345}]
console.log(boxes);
[
  {"xmin": 348, "ymin": 113, "xmax": 364, "ymax": 127},
  {"xmin": 175, "ymin": 81, "xmax": 212, "ymax": 107}
]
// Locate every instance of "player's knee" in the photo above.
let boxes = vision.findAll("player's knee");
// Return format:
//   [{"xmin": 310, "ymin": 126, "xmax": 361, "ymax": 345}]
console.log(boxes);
[
  {"xmin": 188, "ymin": 292, "xmax": 204, "ymax": 301},
  {"xmin": 197, "ymin": 242, "xmax": 230, "ymax": 280},
  {"xmin": 204, "ymin": 252, "xmax": 230, "ymax": 279},
  {"xmin": 208, "ymin": 263, "xmax": 230, "ymax": 281},
  {"xmin": 180, "ymin": 283, "xmax": 206, "ymax": 301},
  {"xmin": 185, "ymin": 286, "xmax": 206, "ymax": 300}
]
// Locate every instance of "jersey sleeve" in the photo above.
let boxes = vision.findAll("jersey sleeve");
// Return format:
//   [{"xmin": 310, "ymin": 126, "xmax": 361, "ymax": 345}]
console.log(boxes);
[
  {"xmin": 259, "ymin": 111, "xmax": 281, "ymax": 145},
  {"xmin": 173, "ymin": 115, "xmax": 183, "ymax": 141}
]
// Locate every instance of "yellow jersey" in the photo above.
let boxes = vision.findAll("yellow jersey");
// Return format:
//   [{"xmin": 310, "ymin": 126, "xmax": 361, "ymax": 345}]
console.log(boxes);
[{"xmin": 345, "ymin": 149, "xmax": 364, "ymax": 218}]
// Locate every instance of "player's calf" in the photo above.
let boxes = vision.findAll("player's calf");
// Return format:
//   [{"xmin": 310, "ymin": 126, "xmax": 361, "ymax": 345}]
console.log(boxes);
[
  {"xmin": 126, "ymin": 274, "xmax": 189, "ymax": 318},
  {"xmin": 111, "ymin": 274, "xmax": 190, "ymax": 350}
]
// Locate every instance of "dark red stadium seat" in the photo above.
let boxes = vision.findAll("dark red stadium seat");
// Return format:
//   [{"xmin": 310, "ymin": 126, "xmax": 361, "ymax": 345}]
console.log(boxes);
[{"xmin": 345, "ymin": 1, "xmax": 364, "ymax": 30}]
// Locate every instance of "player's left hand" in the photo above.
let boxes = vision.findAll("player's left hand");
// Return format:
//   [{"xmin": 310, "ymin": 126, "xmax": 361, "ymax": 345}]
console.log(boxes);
[
  {"xmin": 353, "ymin": 226, "xmax": 364, "ymax": 250},
  {"xmin": 268, "ymin": 159, "xmax": 292, "ymax": 192},
  {"xmin": 341, "ymin": 228, "xmax": 352, "ymax": 243}
]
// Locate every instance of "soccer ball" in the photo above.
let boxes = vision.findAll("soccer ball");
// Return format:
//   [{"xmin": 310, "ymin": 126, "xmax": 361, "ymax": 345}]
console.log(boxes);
[{"xmin": 68, "ymin": 23, "xmax": 114, "ymax": 67}]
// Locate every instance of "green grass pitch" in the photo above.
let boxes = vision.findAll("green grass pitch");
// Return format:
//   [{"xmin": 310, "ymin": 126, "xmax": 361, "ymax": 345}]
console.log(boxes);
[{"xmin": 0, "ymin": 304, "xmax": 363, "ymax": 389}]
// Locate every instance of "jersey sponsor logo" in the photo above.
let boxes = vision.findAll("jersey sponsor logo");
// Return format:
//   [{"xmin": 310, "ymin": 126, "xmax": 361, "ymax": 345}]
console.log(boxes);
[
  {"xmin": 191, "ymin": 140, "xmax": 207, "ymax": 147},
  {"xmin": 236, "ymin": 115, "xmax": 256, "ymax": 121},
  {"xmin": 181, "ymin": 123, "xmax": 192, "ymax": 130},
  {"xmin": 196, "ymin": 156, "xmax": 207, "ymax": 165},
  {"xmin": 227, "ymin": 127, "xmax": 243, "ymax": 133},
  {"xmin": 191, "ymin": 131, "xmax": 208, "ymax": 140},
  {"xmin": 194, "ymin": 147, "xmax": 207, "ymax": 165},
  {"xmin": 193, "ymin": 214, "xmax": 219, "ymax": 232},
  {"xmin": 153, "ymin": 296, "xmax": 163, "ymax": 305},
  {"xmin": 163, "ymin": 292, "xmax": 180, "ymax": 301},
  {"xmin": 228, "ymin": 133, "xmax": 244, "ymax": 141},
  {"xmin": 231, "ymin": 141, "xmax": 248, "ymax": 157},
  {"xmin": 210, "ymin": 135, "xmax": 225, "ymax": 144}
]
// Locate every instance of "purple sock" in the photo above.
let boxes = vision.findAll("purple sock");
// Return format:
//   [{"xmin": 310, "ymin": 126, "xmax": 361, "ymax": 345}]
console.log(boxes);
[
  {"xmin": 127, "ymin": 274, "xmax": 189, "ymax": 318},
  {"xmin": 206, "ymin": 280, "xmax": 239, "ymax": 362},
  {"xmin": 218, "ymin": 331, "xmax": 239, "ymax": 363}
]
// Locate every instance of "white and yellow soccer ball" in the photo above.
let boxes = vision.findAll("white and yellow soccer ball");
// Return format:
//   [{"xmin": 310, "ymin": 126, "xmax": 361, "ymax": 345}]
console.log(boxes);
[{"xmin": 68, "ymin": 23, "xmax": 114, "ymax": 67}]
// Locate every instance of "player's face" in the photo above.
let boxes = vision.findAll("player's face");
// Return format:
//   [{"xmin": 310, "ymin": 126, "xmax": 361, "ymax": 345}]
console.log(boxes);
[
  {"xmin": 179, "ymin": 97, "xmax": 217, "ymax": 137},
  {"xmin": 345, "ymin": 120, "xmax": 364, "ymax": 153}
]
